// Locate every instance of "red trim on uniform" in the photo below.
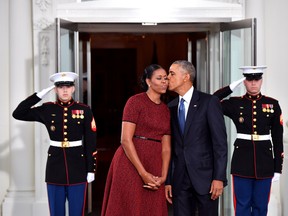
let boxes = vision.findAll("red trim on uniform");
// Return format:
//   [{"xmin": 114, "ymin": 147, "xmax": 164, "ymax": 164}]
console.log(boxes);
[
  {"xmin": 268, "ymin": 182, "xmax": 272, "ymax": 203},
  {"xmin": 264, "ymin": 95, "xmax": 278, "ymax": 100},
  {"xmin": 62, "ymin": 148, "xmax": 70, "ymax": 184},
  {"xmin": 250, "ymin": 99, "xmax": 258, "ymax": 178},
  {"xmin": 81, "ymin": 183, "xmax": 88, "ymax": 216},
  {"xmin": 232, "ymin": 176, "xmax": 236, "ymax": 216}
]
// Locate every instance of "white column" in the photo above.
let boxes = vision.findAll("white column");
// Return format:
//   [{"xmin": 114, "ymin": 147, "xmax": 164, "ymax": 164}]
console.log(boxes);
[
  {"xmin": 0, "ymin": 0, "xmax": 10, "ymax": 214},
  {"xmin": 31, "ymin": 0, "xmax": 57, "ymax": 214},
  {"xmin": 245, "ymin": 0, "xmax": 266, "ymax": 66},
  {"xmin": 2, "ymin": 0, "xmax": 35, "ymax": 215}
]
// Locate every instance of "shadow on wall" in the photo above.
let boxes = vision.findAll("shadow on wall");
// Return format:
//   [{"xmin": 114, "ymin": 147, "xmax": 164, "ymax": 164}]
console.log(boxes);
[{"xmin": 0, "ymin": 137, "xmax": 10, "ymax": 215}]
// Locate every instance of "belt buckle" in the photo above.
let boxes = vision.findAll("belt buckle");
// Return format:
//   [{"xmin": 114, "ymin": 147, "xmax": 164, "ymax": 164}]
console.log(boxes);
[
  {"xmin": 61, "ymin": 141, "xmax": 69, "ymax": 148},
  {"xmin": 251, "ymin": 134, "xmax": 259, "ymax": 141}
]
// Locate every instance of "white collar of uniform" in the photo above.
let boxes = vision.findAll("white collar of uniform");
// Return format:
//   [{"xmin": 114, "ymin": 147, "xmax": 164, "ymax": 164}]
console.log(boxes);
[{"xmin": 179, "ymin": 86, "xmax": 194, "ymax": 106}]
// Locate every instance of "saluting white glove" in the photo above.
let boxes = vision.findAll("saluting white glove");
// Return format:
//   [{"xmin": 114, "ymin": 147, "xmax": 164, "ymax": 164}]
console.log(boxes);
[
  {"xmin": 229, "ymin": 77, "xmax": 246, "ymax": 91},
  {"xmin": 36, "ymin": 85, "xmax": 55, "ymax": 99},
  {"xmin": 272, "ymin": 173, "xmax": 281, "ymax": 182},
  {"xmin": 87, "ymin": 172, "xmax": 95, "ymax": 183}
]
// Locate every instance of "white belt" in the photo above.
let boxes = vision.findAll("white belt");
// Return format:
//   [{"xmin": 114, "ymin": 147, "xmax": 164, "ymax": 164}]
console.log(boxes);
[
  {"xmin": 236, "ymin": 133, "xmax": 271, "ymax": 141},
  {"xmin": 50, "ymin": 140, "xmax": 82, "ymax": 148}
]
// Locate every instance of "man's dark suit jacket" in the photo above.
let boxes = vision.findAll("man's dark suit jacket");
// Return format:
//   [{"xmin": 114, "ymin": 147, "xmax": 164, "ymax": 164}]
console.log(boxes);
[{"xmin": 167, "ymin": 89, "xmax": 228, "ymax": 195}]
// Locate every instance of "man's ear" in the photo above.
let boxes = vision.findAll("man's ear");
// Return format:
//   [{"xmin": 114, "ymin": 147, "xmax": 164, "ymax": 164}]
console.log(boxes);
[{"xmin": 184, "ymin": 73, "xmax": 190, "ymax": 82}]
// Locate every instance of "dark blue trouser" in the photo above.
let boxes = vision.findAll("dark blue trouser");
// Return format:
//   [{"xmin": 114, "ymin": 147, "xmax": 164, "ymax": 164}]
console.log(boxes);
[
  {"xmin": 232, "ymin": 175, "xmax": 272, "ymax": 216},
  {"xmin": 47, "ymin": 183, "xmax": 87, "ymax": 216},
  {"xmin": 173, "ymin": 168, "xmax": 219, "ymax": 216}
]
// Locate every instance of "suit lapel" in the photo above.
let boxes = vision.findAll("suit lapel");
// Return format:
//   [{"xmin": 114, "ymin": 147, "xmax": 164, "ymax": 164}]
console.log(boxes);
[{"xmin": 184, "ymin": 90, "xmax": 199, "ymax": 136}]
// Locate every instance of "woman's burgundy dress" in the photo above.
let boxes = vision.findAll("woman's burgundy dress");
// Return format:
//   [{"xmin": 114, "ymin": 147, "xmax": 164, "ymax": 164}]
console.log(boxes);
[{"xmin": 101, "ymin": 93, "xmax": 171, "ymax": 216}]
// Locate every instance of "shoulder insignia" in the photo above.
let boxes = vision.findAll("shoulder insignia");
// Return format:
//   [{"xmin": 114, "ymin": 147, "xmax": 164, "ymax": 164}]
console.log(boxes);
[
  {"xmin": 91, "ymin": 117, "xmax": 97, "ymax": 132},
  {"xmin": 280, "ymin": 114, "xmax": 283, "ymax": 125}
]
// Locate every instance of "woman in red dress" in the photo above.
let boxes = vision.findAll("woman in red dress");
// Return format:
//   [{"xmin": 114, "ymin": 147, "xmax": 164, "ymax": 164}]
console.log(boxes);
[{"xmin": 101, "ymin": 64, "xmax": 171, "ymax": 216}]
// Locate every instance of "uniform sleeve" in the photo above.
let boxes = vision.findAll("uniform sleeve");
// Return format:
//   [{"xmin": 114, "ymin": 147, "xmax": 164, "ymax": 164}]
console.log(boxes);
[
  {"xmin": 83, "ymin": 106, "xmax": 97, "ymax": 173},
  {"xmin": 122, "ymin": 95, "xmax": 141, "ymax": 124},
  {"xmin": 213, "ymin": 85, "xmax": 233, "ymax": 100},
  {"xmin": 12, "ymin": 93, "xmax": 44, "ymax": 123},
  {"xmin": 213, "ymin": 86, "xmax": 236, "ymax": 117},
  {"xmin": 271, "ymin": 101, "xmax": 284, "ymax": 173}
]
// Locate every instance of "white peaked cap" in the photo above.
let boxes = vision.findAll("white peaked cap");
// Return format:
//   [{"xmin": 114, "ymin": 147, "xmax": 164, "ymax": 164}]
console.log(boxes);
[
  {"xmin": 49, "ymin": 72, "xmax": 79, "ymax": 84},
  {"xmin": 239, "ymin": 66, "xmax": 267, "ymax": 75}
]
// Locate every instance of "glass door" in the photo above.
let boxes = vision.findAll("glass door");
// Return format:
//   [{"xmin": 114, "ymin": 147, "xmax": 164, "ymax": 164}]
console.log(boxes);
[
  {"xmin": 219, "ymin": 18, "xmax": 256, "ymax": 216},
  {"xmin": 56, "ymin": 18, "xmax": 92, "ymax": 104}
]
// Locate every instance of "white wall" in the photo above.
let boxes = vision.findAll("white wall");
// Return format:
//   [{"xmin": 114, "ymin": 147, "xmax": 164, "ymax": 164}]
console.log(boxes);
[
  {"xmin": 264, "ymin": 0, "xmax": 288, "ymax": 215},
  {"xmin": 0, "ymin": 0, "xmax": 10, "ymax": 214},
  {"xmin": 264, "ymin": 0, "xmax": 288, "ymax": 124}
]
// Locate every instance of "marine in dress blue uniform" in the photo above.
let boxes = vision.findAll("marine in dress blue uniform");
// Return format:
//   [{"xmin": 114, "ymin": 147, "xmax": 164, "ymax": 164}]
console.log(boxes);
[
  {"xmin": 12, "ymin": 72, "xmax": 97, "ymax": 216},
  {"xmin": 214, "ymin": 66, "xmax": 284, "ymax": 216}
]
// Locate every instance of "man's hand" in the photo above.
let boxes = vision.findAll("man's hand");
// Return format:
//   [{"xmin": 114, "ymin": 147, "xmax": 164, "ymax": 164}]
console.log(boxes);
[
  {"xmin": 165, "ymin": 185, "xmax": 173, "ymax": 204},
  {"xmin": 210, "ymin": 180, "xmax": 224, "ymax": 200},
  {"xmin": 229, "ymin": 77, "xmax": 246, "ymax": 91},
  {"xmin": 87, "ymin": 172, "xmax": 95, "ymax": 183},
  {"xmin": 36, "ymin": 85, "xmax": 55, "ymax": 99},
  {"xmin": 272, "ymin": 173, "xmax": 281, "ymax": 182}
]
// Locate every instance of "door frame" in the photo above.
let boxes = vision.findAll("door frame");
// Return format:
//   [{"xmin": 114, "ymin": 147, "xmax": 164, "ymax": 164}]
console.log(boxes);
[{"xmin": 56, "ymin": 18, "xmax": 257, "ymax": 216}]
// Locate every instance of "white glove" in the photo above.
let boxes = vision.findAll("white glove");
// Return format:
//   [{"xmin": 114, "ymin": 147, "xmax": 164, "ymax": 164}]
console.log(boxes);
[
  {"xmin": 272, "ymin": 173, "xmax": 281, "ymax": 182},
  {"xmin": 87, "ymin": 172, "xmax": 95, "ymax": 183},
  {"xmin": 229, "ymin": 77, "xmax": 246, "ymax": 91},
  {"xmin": 36, "ymin": 85, "xmax": 55, "ymax": 99}
]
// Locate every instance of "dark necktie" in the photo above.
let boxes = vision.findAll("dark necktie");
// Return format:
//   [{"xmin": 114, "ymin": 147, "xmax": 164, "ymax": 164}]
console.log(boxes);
[{"xmin": 178, "ymin": 98, "xmax": 185, "ymax": 134}]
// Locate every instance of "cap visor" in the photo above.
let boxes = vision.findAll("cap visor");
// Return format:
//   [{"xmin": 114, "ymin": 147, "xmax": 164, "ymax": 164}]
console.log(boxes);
[{"xmin": 55, "ymin": 81, "xmax": 75, "ymax": 87}]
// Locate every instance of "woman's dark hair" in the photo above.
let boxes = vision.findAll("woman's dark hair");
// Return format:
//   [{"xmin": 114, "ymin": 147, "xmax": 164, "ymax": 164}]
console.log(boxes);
[{"xmin": 140, "ymin": 64, "xmax": 163, "ymax": 91}]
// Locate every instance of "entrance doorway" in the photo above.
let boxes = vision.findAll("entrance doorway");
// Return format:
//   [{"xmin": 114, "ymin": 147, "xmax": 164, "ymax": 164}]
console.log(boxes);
[
  {"xmin": 58, "ymin": 19, "xmax": 256, "ymax": 215},
  {"xmin": 85, "ymin": 32, "xmax": 207, "ymax": 214}
]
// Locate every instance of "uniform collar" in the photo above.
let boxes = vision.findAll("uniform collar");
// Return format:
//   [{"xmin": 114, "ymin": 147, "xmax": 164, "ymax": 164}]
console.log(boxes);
[
  {"xmin": 57, "ymin": 98, "xmax": 74, "ymax": 107},
  {"xmin": 245, "ymin": 92, "xmax": 262, "ymax": 100}
]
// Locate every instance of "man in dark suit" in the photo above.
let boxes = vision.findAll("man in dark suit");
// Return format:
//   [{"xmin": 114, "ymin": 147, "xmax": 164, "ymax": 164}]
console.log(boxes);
[{"xmin": 165, "ymin": 60, "xmax": 228, "ymax": 216}]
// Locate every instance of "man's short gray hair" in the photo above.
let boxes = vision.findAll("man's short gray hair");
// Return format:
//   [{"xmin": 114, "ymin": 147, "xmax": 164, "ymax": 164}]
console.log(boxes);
[{"xmin": 172, "ymin": 60, "xmax": 196, "ymax": 83}]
